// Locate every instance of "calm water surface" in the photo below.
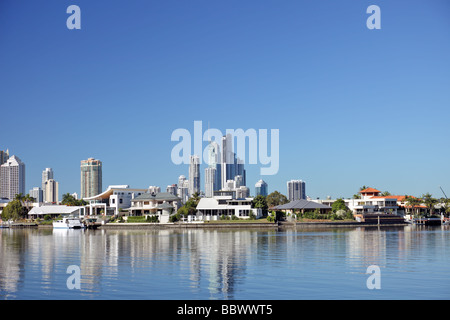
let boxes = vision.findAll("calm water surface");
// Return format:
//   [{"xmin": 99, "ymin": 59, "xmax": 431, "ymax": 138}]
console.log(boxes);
[{"xmin": 1, "ymin": 225, "xmax": 449, "ymax": 300}]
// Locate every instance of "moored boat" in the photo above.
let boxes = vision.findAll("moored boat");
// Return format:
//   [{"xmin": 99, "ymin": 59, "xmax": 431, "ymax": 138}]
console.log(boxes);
[{"xmin": 53, "ymin": 217, "xmax": 85, "ymax": 229}]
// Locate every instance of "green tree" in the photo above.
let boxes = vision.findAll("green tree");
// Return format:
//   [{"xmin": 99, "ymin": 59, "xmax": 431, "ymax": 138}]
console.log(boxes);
[
  {"xmin": 1, "ymin": 199, "xmax": 24, "ymax": 221},
  {"xmin": 23, "ymin": 194, "xmax": 35, "ymax": 213},
  {"xmin": 331, "ymin": 198, "xmax": 348, "ymax": 212},
  {"xmin": 170, "ymin": 194, "xmax": 200, "ymax": 222},
  {"xmin": 266, "ymin": 191, "xmax": 288, "ymax": 208},
  {"xmin": 252, "ymin": 195, "xmax": 268, "ymax": 216},
  {"xmin": 422, "ymin": 193, "xmax": 437, "ymax": 217},
  {"xmin": 61, "ymin": 193, "xmax": 87, "ymax": 206}
]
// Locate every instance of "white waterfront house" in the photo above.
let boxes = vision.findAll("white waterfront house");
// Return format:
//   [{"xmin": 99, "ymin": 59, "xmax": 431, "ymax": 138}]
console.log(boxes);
[
  {"xmin": 195, "ymin": 195, "xmax": 262, "ymax": 221},
  {"xmin": 84, "ymin": 185, "xmax": 147, "ymax": 216},
  {"xmin": 346, "ymin": 188, "xmax": 398, "ymax": 214}
]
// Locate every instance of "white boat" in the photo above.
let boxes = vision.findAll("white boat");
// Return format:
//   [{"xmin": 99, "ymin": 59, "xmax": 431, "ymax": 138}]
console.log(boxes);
[{"xmin": 53, "ymin": 217, "xmax": 85, "ymax": 229}]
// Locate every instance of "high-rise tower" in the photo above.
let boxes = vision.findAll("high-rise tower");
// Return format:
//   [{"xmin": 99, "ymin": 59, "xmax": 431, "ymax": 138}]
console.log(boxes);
[
  {"xmin": 0, "ymin": 155, "xmax": 25, "ymax": 200},
  {"xmin": 189, "ymin": 155, "xmax": 200, "ymax": 196},
  {"xmin": 287, "ymin": 180, "xmax": 306, "ymax": 201},
  {"xmin": 80, "ymin": 158, "xmax": 102, "ymax": 199},
  {"xmin": 42, "ymin": 168, "xmax": 54, "ymax": 202}
]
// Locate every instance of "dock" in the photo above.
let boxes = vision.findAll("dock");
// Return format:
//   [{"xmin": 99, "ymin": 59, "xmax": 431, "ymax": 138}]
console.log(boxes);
[
  {"xmin": 9, "ymin": 222, "xmax": 38, "ymax": 228},
  {"xmin": 83, "ymin": 219, "xmax": 101, "ymax": 229},
  {"xmin": 408, "ymin": 218, "xmax": 442, "ymax": 226}
]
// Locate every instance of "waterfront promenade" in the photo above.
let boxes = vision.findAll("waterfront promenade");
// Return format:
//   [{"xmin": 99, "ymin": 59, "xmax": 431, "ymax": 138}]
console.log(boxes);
[{"xmin": 92, "ymin": 219, "xmax": 408, "ymax": 230}]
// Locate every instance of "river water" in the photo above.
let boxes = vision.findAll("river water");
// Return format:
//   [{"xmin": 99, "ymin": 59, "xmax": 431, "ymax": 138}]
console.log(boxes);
[{"xmin": 1, "ymin": 225, "xmax": 449, "ymax": 300}]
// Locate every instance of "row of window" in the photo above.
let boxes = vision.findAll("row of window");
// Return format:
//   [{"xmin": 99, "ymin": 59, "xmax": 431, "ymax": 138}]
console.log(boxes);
[{"xmin": 198, "ymin": 209, "xmax": 252, "ymax": 216}]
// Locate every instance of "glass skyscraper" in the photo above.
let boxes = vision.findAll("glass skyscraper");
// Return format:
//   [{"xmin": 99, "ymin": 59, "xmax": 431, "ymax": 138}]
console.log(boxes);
[
  {"xmin": 220, "ymin": 134, "xmax": 246, "ymax": 190},
  {"xmin": 255, "ymin": 179, "xmax": 268, "ymax": 197}
]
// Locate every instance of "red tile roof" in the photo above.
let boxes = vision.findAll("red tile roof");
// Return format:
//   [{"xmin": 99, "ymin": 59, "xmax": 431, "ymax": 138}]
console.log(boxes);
[
  {"xmin": 359, "ymin": 187, "xmax": 381, "ymax": 193},
  {"xmin": 371, "ymin": 195, "xmax": 407, "ymax": 201}
]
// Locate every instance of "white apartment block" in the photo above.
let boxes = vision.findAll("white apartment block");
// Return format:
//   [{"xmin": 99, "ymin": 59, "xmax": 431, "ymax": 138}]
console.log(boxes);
[{"xmin": 0, "ymin": 155, "xmax": 25, "ymax": 200}]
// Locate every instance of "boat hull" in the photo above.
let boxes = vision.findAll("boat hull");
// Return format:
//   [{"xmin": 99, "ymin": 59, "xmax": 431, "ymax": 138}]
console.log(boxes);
[{"xmin": 53, "ymin": 218, "xmax": 85, "ymax": 229}]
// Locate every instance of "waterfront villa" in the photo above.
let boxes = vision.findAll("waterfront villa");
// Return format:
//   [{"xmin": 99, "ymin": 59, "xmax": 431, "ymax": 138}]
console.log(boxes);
[
  {"xmin": 83, "ymin": 185, "xmax": 147, "ymax": 216},
  {"xmin": 312, "ymin": 188, "xmax": 400, "ymax": 215},
  {"xmin": 129, "ymin": 192, "xmax": 181, "ymax": 223},
  {"xmin": 195, "ymin": 195, "xmax": 262, "ymax": 221},
  {"xmin": 345, "ymin": 188, "xmax": 399, "ymax": 215}
]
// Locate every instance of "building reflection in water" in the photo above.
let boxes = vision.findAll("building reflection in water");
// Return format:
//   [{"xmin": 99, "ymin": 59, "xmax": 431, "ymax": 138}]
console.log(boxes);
[{"xmin": 1, "ymin": 225, "xmax": 450, "ymax": 299}]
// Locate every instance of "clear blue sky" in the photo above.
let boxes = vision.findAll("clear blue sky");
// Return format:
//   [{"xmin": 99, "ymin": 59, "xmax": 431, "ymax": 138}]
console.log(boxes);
[{"xmin": 1, "ymin": 0, "xmax": 450, "ymax": 200}]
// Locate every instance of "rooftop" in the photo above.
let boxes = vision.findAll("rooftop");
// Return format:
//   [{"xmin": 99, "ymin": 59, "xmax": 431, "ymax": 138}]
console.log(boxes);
[
  {"xmin": 359, "ymin": 188, "xmax": 381, "ymax": 194},
  {"xmin": 28, "ymin": 205, "xmax": 84, "ymax": 216},
  {"xmin": 132, "ymin": 192, "xmax": 180, "ymax": 202},
  {"xmin": 273, "ymin": 199, "xmax": 332, "ymax": 210},
  {"xmin": 84, "ymin": 185, "xmax": 147, "ymax": 200}
]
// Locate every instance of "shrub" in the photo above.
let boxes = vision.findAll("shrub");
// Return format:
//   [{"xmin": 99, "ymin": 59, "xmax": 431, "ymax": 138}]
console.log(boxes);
[
  {"xmin": 146, "ymin": 215, "xmax": 159, "ymax": 223},
  {"xmin": 127, "ymin": 216, "xmax": 147, "ymax": 223}
]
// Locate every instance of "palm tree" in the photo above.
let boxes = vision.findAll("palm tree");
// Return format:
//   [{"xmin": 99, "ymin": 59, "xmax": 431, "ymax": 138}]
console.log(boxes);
[
  {"xmin": 190, "ymin": 192, "xmax": 201, "ymax": 204},
  {"xmin": 24, "ymin": 193, "xmax": 34, "ymax": 208},
  {"xmin": 14, "ymin": 193, "xmax": 24, "ymax": 203},
  {"xmin": 404, "ymin": 196, "xmax": 422, "ymax": 218},
  {"xmin": 422, "ymin": 193, "xmax": 438, "ymax": 217}
]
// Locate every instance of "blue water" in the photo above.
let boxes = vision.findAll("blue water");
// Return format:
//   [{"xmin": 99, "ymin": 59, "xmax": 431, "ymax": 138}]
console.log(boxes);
[{"xmin": 1, "ymin": 225, "xmax": 449, "ymax": 300}]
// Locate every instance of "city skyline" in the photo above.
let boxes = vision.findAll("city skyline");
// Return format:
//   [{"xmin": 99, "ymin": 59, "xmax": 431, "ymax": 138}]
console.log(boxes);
[{"xmin": 1, "ymin": 1, "xmax": 450, "ymax": 200}]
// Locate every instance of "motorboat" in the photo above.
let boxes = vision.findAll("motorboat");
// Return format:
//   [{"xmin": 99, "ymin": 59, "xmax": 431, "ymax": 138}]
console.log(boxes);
[{"xmin": 53, "ymin": 217, "xmax": 85, "ymax": 229}]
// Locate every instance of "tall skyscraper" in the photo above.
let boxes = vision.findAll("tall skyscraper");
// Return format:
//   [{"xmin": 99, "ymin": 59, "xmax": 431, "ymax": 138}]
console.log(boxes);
[
  {"xmin": 44, "ymin": 179, "xmax": 59, "ymax": 203},
  {"xmin": 148, "ymin": 186, "xmax": 161, "ymax": 194},
  {"xmin": 29, "ymin": 187, "xmax": 43, "ymax": 203},
  {"xmin": 204, "ymin": 141, "xmax": 221, "ymax": 197},
  {"xmin": 220, "ymin": 134, "xmax": 246, "ymax": 190},
  {"xmin": 189, "ymin": 155, "xmax": 200, "ymax": 196},
  {"xmin": 204, "ymin": 167, "xmax": 216, "ymax": 198},
  {"xmin": 177, "ymin": 175, "xmax": 189, "ymax": 203},
  {"xmin": 80, "ymin": 158, "xmax": 102, "ymax": 199},
  {"xmin": 0, "ymin": 148, "xmax": 9, "ymax": 196},
  {"xmin": 221, "ymin": 134, "xmax": 233, "ymax": 190},
  {"xmin": 0, "ymin": 155, "xmax": 25, "ymax": 200},
  {"xmin": 0, "ymin": 148, "xmax": 9, "ymax": 165},
  {"xmin": 255, "ymin": 179, "xmax": 268, "ymax": 197},
  {"xmin": 166, "ymin": 184, "xmax": 178, "ymax": 196},
  {"xmin": 287, "ymin": 180, "xmax": 306, "ymax": 201},
  {"xmin": 42, "ymin": 168, "xmax": 54, "ymax": 202}
]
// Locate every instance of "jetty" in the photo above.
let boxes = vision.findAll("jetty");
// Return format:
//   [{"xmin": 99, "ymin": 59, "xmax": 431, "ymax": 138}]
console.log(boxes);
[
  {"xmin": 9, "ymin": 222, "xmax": 38, "ymax": 228},
  {"xmin": 407, "ymin": 218, "xmax": 443, "ymax": 226}
]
